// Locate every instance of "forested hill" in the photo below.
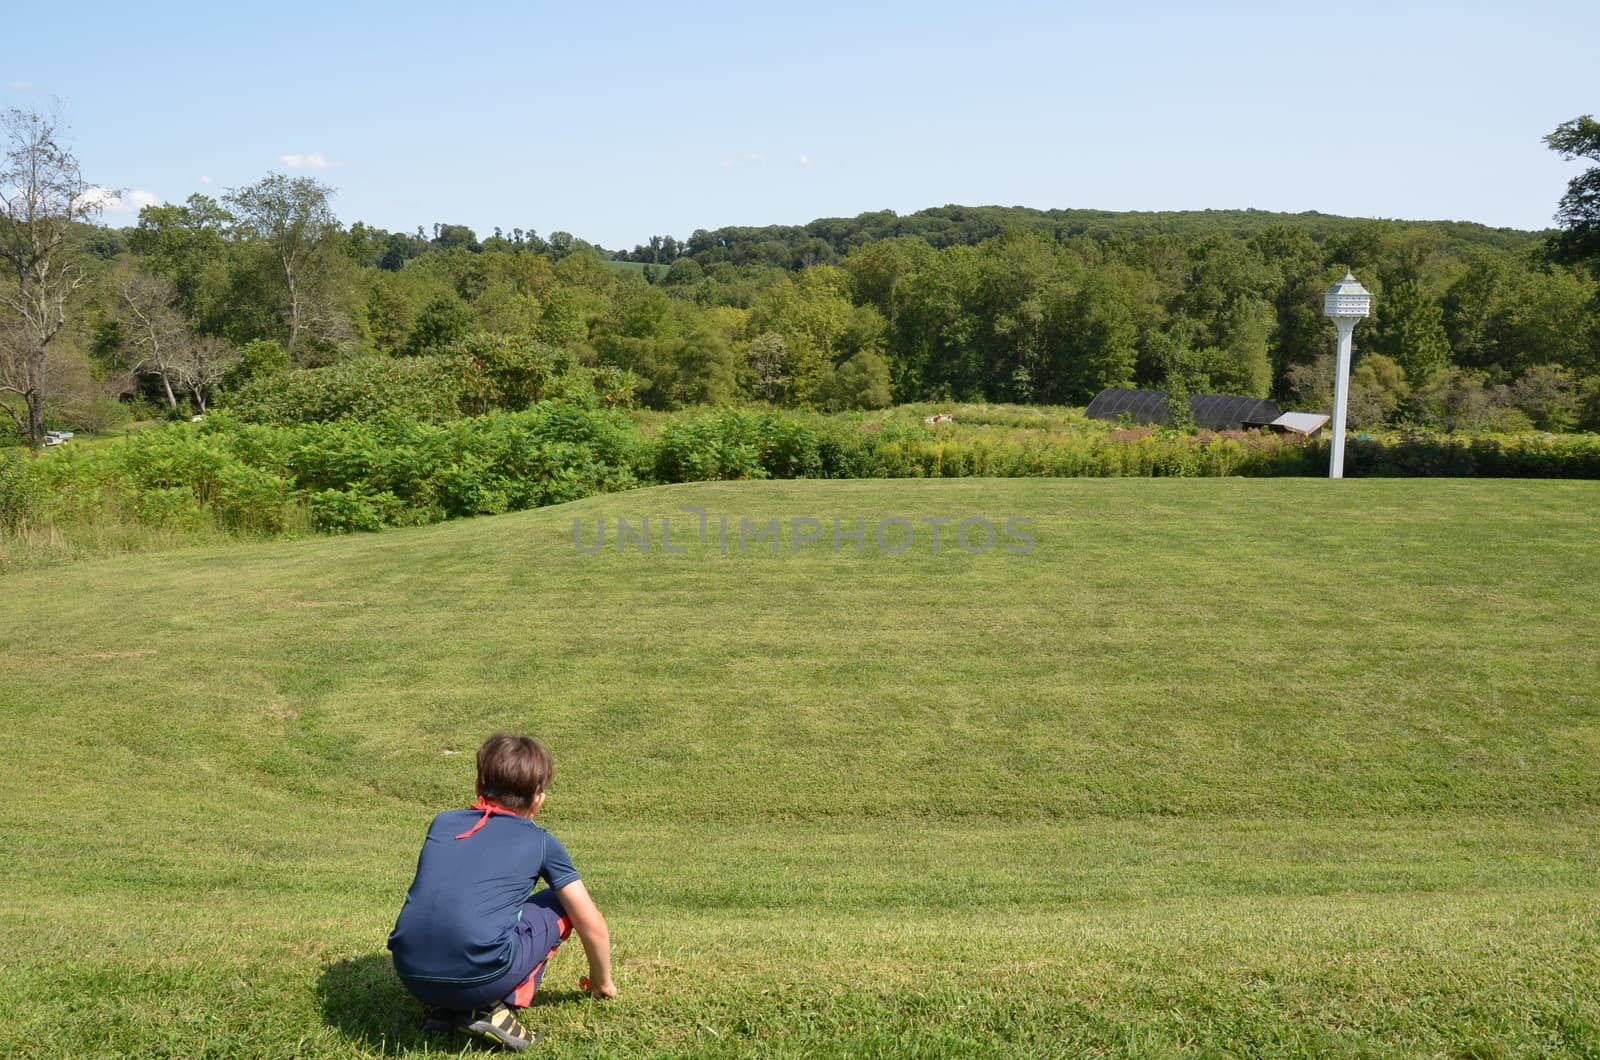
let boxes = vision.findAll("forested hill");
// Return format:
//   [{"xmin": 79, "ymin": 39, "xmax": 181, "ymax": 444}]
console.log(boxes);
[
  {"xmin": 622, "ymin": 204, "xmax": 1548, "ymax": 269},
  {"xmin": 36, "ymin": 175, "xmax": 1597, "ymax": 444}
]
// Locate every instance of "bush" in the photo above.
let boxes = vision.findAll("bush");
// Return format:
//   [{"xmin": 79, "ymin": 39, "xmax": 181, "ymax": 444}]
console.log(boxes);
[
  {"xmin": 1512, "ymin": 365, "xmax": 1580, "ymax": 432},
  {"xmin": 1410, "ymin": 368, "xmax": 1533, "ymax": 434},
  {"xmin": 1580, "ymin": 378, "xmax": 1600, "ymax": 433},
  {"xmin": 650, "ymin": 409, "xmax": 769, "ymax": 482},
  {"xmin": 21, "ymin": 402, "xmax": 1600, "ymax": 559},
  {"xmin": 1345, "ymin": 432, "xmax": 1600, "ymax": 478},
  {"xmin": 451, "ymin": 332, "xmax": 567, "ymax": 413},
  {"xmin": 229, "ymin": 339, "xmax": 291, "ymax": 387},
  {"xmin": 0, "ymin": 448, "xmax": 40, "ymax": 530},
  {"xmin": 589, "ymin": 366, "xmax": 638, "ymax": 408},
  {"xmin": 225, "ymin": 356, "xmax": 469, "ymax": 425},
  {"xmin": 309, "ymin": 485, "xmax": 407, "ymax": 533},
  {"xmin": 225, "ymin": 342, "xmax": 637, "ymax": 427},
  {"xmin": 90, "ymin": 425, "xmax": 299, "ymax": 533}
]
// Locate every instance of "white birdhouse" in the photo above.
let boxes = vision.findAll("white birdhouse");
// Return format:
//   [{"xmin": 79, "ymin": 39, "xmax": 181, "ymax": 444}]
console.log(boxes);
[{"xmin": 1324, "ymin": 271, "xmax": 1372, "ymax": 320}]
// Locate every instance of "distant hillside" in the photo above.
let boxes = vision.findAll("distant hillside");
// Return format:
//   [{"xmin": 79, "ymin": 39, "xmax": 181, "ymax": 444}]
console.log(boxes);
[{"xmin": 625, "ymin": 204, "xmax": 1547, "ymax": 269}]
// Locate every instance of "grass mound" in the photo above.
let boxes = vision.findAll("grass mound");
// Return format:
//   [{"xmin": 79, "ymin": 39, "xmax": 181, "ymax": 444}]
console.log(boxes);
[{"xmin": 1, "ymin": 478, "xmax": 1597, "ymax": 1057}]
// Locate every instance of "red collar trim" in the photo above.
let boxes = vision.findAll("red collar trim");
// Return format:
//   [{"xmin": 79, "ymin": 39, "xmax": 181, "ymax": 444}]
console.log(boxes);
[{"xmin": 454, "ymin": 797, "xmax": 520, "ymax": 839}]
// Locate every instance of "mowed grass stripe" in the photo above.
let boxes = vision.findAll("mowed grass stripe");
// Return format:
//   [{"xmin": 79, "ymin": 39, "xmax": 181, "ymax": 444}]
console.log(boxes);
[{"xmin": 1, "ymin": 478, "xmax": 1597, "ymax": 1056}]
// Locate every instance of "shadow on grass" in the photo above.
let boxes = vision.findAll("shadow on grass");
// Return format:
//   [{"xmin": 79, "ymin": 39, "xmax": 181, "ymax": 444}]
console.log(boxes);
[
  {"xmin": 316, "ymin": 953, "xmax": 590, "ymax": 1055},
  {"xmin": 316, "ymin": 955, "xmax": 439, "ymax": 1055}
]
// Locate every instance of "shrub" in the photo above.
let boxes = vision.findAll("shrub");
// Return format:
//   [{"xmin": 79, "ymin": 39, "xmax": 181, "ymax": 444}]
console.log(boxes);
[
  {"xmin": 229, "ymin": 339, "xmax": 291, "ymax": 387},
  {"xmin": 20, "ymin": 402, "xmax": 1600, "ymax": 560},
  {"xmin": 589, "ymin": 366, "xmax": 638, "ymax": 408},
  {"xmin": 1410, "ymin": 368, "xmax": 1533, "ymax": 434},
  {"xmin": 650, "ymin": 409, "xmax": 768, "ymax": 482},
  {"xmin": 1580, "ymin": 378, "xmax": 1600, "ymax": 433},
  {"xmin": 451, "ymin": 332, "xmax": 566, "ymax": 413},
  {"xmin": 1511, "ymin": 365, "xmax": 1580, "ymax": 432},
  {"xmin": 1345, "ymin": 432, "xmax": 1600, "ymax": 478},
  {"xmin": 309, "ymin": 485, "xmax": 407, "ymax": 533},
  {"xmin": 225, "ymin": 343, "xmax": 637, "ymax": 427},
  {"xmin": 95, "ymin": 425, "xmax": 299, "ymax": 533},
  {"xmin": 0, "ymin": 448, "xmax": 40, "ymax": 530},
  {"xmin": 224, "ymin": 356, "xmax": 469, "ymax": 425}
]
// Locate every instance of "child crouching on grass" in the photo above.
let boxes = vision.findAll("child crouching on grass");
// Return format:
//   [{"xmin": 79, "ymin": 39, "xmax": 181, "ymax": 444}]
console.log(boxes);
[{"xmin": 388, "ymin": 734, "xmax": 616, "ymax": 1051}]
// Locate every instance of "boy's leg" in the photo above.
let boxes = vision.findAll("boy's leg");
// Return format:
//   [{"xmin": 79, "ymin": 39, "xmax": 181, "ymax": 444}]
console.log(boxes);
[{"xmin": 503, "ymin": 889, "xmax": 575, "ymax": 1007}]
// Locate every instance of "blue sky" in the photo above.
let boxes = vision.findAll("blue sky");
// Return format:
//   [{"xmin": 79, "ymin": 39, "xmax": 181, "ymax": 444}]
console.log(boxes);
[{"xmin": 11, "ymin": 0, "xmax": 1597, "ymax": 248}]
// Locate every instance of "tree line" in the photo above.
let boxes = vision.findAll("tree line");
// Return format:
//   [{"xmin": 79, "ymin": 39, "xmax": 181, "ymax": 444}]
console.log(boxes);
[{"xmin": 5, "ymin": 106, "xmax": 1600, "ymax": 445}]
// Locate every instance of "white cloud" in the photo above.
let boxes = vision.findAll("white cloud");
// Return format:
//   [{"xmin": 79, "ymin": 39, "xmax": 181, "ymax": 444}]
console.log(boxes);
[
  {"xmin": 798, "ymin": 153, "xmax": 812, "ymax": 167},
  {"xmin": 720, "ymin": 151, "xmax": 775, "ymax": 171},
  {"xmin": 74, "ymin": 187, "xmax": 122, "ymax": 211},
  {"xmin": 74, "ymin": 186, "xmax": 162, "ymax": 214},
  {"xmin": 277, "ymin": 152, "xmax": 332, "ymax": 170},
  {"xmin": 198, "ymin": 175, "xmax": 213, "ymax": 184},
  {"xmin": 9, "ymin": 81, "xmax": 34, "ymax": 90}
]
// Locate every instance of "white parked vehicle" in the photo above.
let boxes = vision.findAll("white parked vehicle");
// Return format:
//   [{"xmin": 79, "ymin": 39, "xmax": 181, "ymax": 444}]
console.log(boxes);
[{"xmin": 43, "ymin": 430, "xmax": 75, "ymax": 446}]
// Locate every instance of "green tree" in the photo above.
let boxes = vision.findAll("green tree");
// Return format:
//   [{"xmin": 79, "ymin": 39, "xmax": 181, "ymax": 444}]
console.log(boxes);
[
  {"xmin": 406, "ymin": 296, "xmax": 474, "ymax": 355},
  {"xmin": 1041, "ymin": 268, "xmax": 1139, "ymax": 402},
  {"xmin": 1370, "ymin": 281, "xmax": 1451, "ymax": 383},
  {"xmin": 365, "ymin": 274, "xmax": 419, "ymax": 354},
  {"xmin": 1147, "ymin": 324, "xmax": 1199, "ymax": 431},
  {"xmin": 1347, "ymin": 353, "xmax": 1410, "ymax": 428},
  {"xmin": 1215, "ymin": 297, "xmax": 1274, "ymax": 397},
  {"xmin": 745, "ymin": 331, "xmax": 789, "ymax": 403},
  {"xmin": 432, "ymin": 223, "xmax": 481, "ymax": 253},
  {"xmin": 1545, "ymin": 115, "xmax": 1600, "ymax": 271},
  {"xmin": 817, "ymin": 349, "xmax": 892, "ymax": 410},
  {"xmin": 669, "ymin": 327, "xmax": 739, "ymax": 406},
  {"xmin": 1442, "ymin": 251, "xmax": 1517, "ymax": 372},
  {"xmin": 129, "ymin": 194, "xmax": 233, "ymax": 329},
  {"xmin": 1493, "ymin": 266, "xmax": 1598, "ymax": 375},
  {"xmin": 1248, "ymin": 225, "xmax": 1331, "ymax": 392},
  {"xmin": 664, "ymin": 257, "xmax": 704, "ymax": 286},
  {"xmin": 224, "ymin": 174, "xmax": 340, "ymax": 355}
]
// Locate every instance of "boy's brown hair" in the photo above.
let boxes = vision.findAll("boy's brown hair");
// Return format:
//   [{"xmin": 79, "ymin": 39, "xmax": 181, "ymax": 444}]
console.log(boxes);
[{"xmin": 475, "ymin": 733, "xmax": 554, "ymax": 813}]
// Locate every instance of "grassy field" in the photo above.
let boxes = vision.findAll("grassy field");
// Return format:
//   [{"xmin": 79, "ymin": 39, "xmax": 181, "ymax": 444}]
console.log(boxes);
[{"xmin": 1, "ymin": 478, "xmax": 1597, "ymax": 1058}]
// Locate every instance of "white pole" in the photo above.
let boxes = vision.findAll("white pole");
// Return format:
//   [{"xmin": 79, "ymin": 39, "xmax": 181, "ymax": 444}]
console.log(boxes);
[{"xmin": 1329, "ymin": 318, "xmax": 1355, "ymax": 479}]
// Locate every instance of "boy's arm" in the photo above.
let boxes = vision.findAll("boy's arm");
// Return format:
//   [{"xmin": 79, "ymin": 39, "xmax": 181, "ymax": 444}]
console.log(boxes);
[{"xmin": 555, "ymin": 880, "xmax": 616, "ymax": 998}]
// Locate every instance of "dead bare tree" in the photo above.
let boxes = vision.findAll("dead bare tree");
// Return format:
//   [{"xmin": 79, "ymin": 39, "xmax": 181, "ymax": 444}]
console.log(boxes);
[
  {"xmin": 116, "ymin": 269, "xmax": 186, "ymax": 410},
  {"xmin": 0, "ymin": 107, "xmax": 98, "ymax": 446},
  {"xmin": 170, "ymin": 334, "xmax": 237, "ymax": 413}
]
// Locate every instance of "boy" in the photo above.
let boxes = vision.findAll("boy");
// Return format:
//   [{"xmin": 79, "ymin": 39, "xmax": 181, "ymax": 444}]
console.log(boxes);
[{"xmin": 388, "ymin": 733, "xmax": 617, "ymax": 1051}]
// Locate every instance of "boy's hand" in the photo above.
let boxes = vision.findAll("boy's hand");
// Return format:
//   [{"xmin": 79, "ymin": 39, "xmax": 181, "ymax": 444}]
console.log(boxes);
[
  {"xmin": 558, "ymin": 882, "xmax": 616, "ymax": 1001},
  {"xmin": 579, "ymin": 976, "xmax": 618, "ymax": 999}
]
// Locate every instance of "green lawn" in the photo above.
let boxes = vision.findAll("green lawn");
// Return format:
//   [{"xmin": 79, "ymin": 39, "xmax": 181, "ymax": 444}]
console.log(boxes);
[{"xmin": 2, "ymin": 478, "xmax": 1597, "ymax": 1058}]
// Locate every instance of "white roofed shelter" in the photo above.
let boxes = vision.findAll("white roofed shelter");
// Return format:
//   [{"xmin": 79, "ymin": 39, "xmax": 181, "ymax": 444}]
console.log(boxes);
[
  {"xmin": 1267, "ymin": 411, "xmax": 1331, "ymax": 437},
  {"xmin": 1323, "ymin": 271, "xmax": 1372, "ymax": 478}
]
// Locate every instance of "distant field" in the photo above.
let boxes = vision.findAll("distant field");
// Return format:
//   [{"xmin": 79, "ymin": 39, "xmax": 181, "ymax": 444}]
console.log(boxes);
[{"xmin": 1, "ymin": 478, "xmax": 1597, "ymax": 1057}]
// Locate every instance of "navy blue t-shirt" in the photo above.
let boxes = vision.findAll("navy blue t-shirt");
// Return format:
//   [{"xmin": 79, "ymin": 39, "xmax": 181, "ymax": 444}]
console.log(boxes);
[{"xmin": 388, "ymin": 809, "xmax": 580, "ymax": 986}]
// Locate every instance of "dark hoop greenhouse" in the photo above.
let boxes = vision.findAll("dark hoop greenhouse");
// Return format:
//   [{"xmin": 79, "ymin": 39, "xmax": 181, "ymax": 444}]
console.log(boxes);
[{"xmin": 1084, "ymin": 388, "xmax": 1283, "ymax": 431}]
